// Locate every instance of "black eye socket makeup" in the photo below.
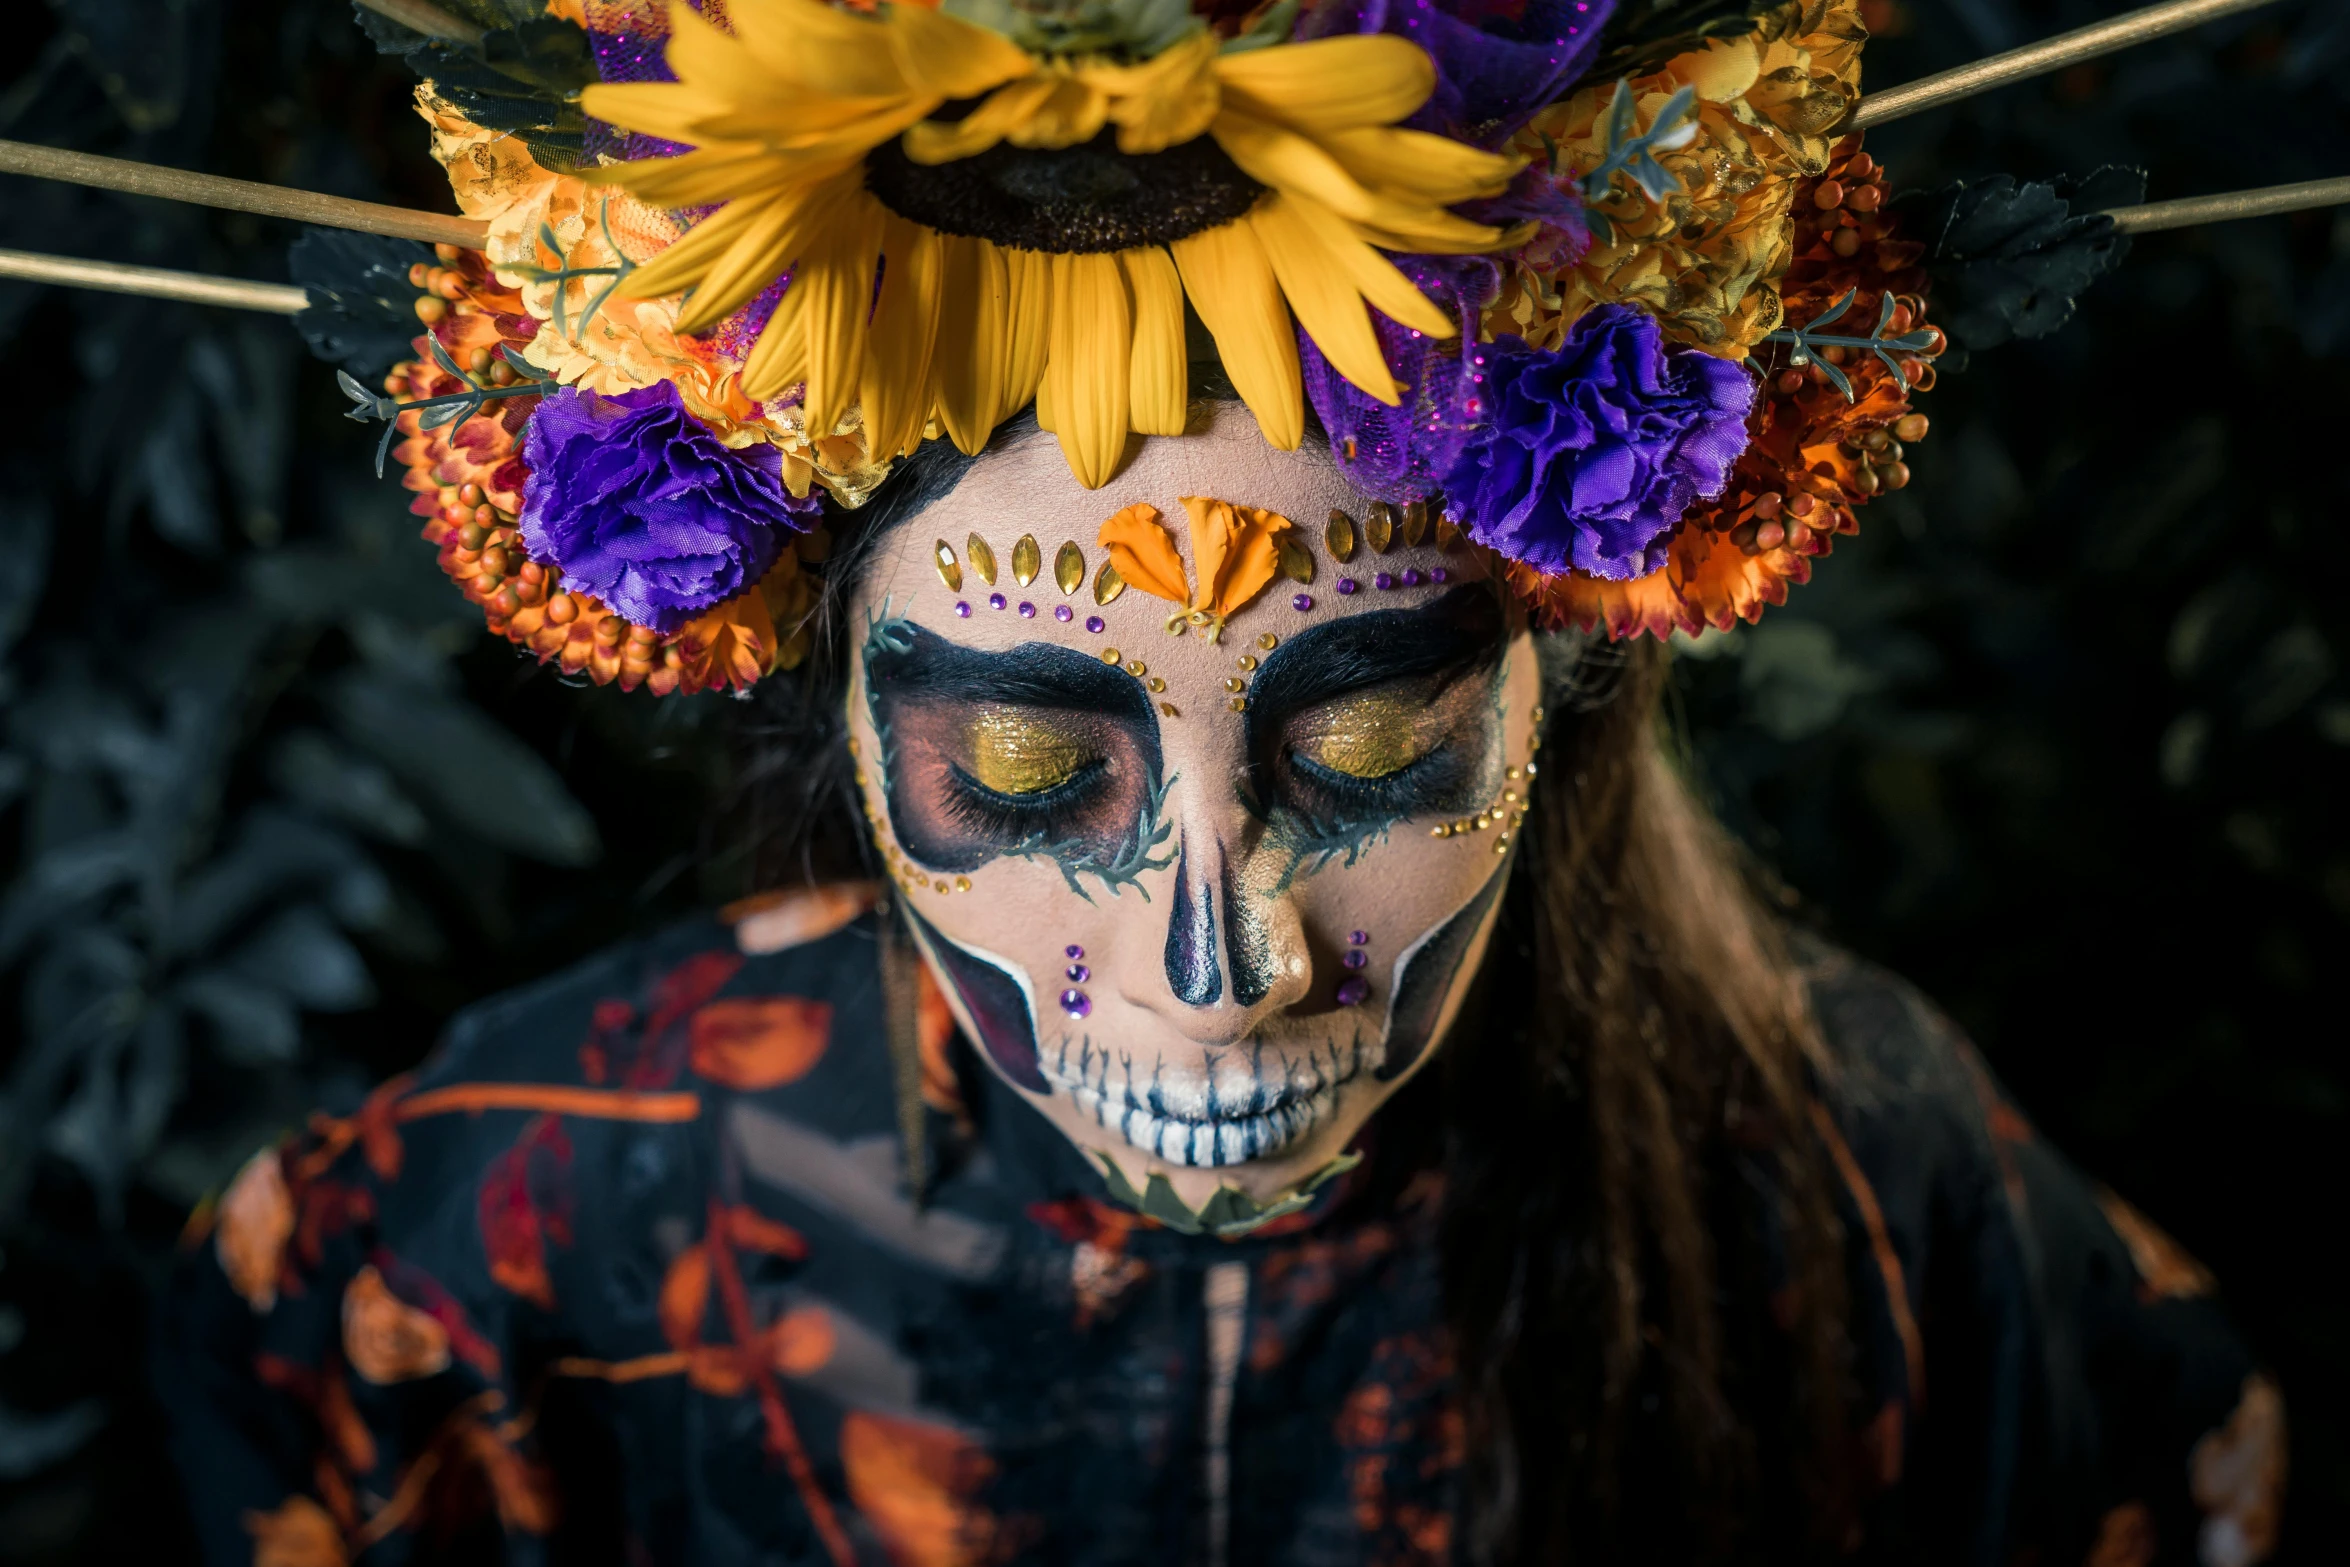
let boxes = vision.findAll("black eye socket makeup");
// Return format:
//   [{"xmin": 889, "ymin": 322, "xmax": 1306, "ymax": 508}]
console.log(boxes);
[
  {"xmin": 864, "ymin": 620, "xmax": 1167, "ymax": 887},
  {"xmin": 1242, "ymin": 586, "xmax": 1510, "ymax": 839}
]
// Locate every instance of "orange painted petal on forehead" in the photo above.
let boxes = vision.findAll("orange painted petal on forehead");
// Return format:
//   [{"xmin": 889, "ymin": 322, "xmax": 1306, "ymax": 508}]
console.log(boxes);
[
  {"xmin": 1097, "ymin": 502, "xmax": 1192, "ymax": 606},
  {"xmin": 1182, "ymin": 495, "xmax": 1294, "ymax": 620}
]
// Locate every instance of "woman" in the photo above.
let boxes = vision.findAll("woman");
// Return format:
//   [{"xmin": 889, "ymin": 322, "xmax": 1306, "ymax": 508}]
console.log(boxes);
[
  {"xmin": 159, "ymin": 398, "xmax": 2279, "ymax": 1566},
  {"xmin": 154, "ymin": 0, "xmax": 2284, "ymax": 1560}
]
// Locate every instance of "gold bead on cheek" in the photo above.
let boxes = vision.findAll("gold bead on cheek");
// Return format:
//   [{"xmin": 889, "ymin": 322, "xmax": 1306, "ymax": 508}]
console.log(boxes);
[{"xmin": 961, "ymin": 711, "xmax": 1093, "ymax": 796}]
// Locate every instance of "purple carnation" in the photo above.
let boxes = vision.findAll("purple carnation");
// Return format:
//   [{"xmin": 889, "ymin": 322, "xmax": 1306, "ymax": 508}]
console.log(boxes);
[
  {"xmin": 518, "ymin": 381, "xmax": 815, "ymax": 632},
  {"xmin": 1441, "ymin": 306, "xmax": 1755, "ymax": 581}
]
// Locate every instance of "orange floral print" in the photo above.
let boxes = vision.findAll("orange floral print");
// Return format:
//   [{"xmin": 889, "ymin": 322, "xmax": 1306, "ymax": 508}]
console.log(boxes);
[
  {"xmin": 244, "ymin": 1495, "xmax": 346, "ymax": 1567},
  {"xmin": 341, "ymin": 1265, "xmax": 453, "ymax": 1385},
  {"xmin": 689, "ymin": 997, "xmax": 833, "ymax": 1090},
  {"xmin": 217, "ymin": 1148, "xmax": 295, "ymax": 1311},
  {"xmin": 841, "ymin": 1411, "xmax": 1003, "ymax": 1567}
]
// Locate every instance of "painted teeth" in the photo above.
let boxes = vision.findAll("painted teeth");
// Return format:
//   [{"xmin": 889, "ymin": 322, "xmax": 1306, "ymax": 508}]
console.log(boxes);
[{"xmin": 1044, "ymin": 1040, "xmax": 1365, "ymax": 1168}]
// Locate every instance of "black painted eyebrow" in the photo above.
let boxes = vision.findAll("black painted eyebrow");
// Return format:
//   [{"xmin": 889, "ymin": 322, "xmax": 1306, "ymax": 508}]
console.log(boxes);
[
  {"xmin": 1244, "ymin": 584, "xmax": 1506, "ymax": 728},
  {"xmin": 866, "ymin": 620, "xmax": 1155, "ymax": 723}
]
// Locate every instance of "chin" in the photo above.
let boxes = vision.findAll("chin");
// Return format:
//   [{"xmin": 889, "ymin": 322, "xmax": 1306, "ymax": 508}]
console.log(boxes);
[{"xmin": 1034, "ymin": 1023, "xmax": 1387, "ymax": 1182}]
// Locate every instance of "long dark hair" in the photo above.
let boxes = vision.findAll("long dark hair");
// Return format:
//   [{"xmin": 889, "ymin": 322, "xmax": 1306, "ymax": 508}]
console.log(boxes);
[{"xmin": 740, "ymin": 413, "xmax": 1853, "ymax": 1563}]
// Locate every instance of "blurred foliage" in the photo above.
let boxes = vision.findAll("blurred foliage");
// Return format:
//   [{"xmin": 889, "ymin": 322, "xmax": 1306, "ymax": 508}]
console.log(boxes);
[{"xmin": 0, "ymin": 0, "xmax": 2342, "ymax": 1559}]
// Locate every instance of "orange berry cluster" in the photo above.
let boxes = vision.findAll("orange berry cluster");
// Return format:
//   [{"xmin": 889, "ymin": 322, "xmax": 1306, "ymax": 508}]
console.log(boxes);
[{"xmin": 388, "ymin": 244, "xmax": 804, "ymax": 696}]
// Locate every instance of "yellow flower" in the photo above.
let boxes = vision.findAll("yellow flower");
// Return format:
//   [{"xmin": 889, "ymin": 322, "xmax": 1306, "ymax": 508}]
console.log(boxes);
[
  {"xmin": 1492, "ymin": 0, "xmax": 1865, "ymax": 357},
  {"xmin": 581, "ymin": 0, "xmax": 1528, "ymax": 488}
]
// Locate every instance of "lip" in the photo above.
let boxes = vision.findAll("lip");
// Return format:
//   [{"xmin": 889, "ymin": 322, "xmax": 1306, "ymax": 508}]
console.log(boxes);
[{"xmin": 1039, "ymin": 1034, "xmax": 1369, "ymax": 1168}]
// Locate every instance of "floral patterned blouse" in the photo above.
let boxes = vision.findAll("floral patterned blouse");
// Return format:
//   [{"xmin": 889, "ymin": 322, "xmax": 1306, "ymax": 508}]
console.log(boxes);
[{"xmin": 156, "ymin": 895, "xmax": 2283, "ymax": 1567}]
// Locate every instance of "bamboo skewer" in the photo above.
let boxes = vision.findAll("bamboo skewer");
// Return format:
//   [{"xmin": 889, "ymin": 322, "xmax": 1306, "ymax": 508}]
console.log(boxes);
[
  {"xmin": 2101, "ymin": 176, "xmax": 2350, "ymax": 234},
  {"xmin": 0, "ymin": 139, "xmax": 486, "ymax": 249},
  {"xmin": 1849, "ymin": 0, "xmax": 2285, "ymax": 130},
  {"xmin": 0, "ymin": 247, "xmax": 309, "ymax": 312}
]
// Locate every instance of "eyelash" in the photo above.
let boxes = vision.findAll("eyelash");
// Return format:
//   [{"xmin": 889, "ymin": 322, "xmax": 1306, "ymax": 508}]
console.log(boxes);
[{"xmin": 940, "ymin": 758, "xmax": 1108, "ymax": 844}]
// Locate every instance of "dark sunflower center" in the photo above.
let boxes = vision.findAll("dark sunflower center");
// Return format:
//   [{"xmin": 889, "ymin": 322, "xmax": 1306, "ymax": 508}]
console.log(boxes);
[{"xmin": 864, "ymin": 129, "xmax": 1266, "ymax": 254}]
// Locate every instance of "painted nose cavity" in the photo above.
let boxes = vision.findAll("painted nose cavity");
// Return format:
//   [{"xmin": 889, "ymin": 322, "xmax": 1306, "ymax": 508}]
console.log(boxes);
[{"xmin": 1162, "ymin": 845, "xmax": 1223, "ymax": 1007}]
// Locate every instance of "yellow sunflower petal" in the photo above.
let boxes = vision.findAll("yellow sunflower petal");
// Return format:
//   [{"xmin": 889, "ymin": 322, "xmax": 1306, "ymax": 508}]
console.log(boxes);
[
  {"xmin": 1213, "ymin": 36, "xmax": 1435, "ymax": 130},
  {"xmin": 580, "ymin": 144, "xmax": 843, "ymax": 210},
  {"xmin": 673, "ymin": 179, "xmax": 855, "ymax": 333},
  {"xmin": 620, "ymin": 188, "xmax": 792, "ymax": 303},
  {"xmin": 1284, "ymin": 193, "xmax": 1457, "ymax": 340},
  {"xmin": 1168, "ymin": 219, "xmax": 1303, "ymax": 450},
  {"xmin": 1078, "ymin": 31, "xmax": 1222, "ymax": 154},
  {"xmin": 1212, "ymin": 112, "xmax": 1506, "ymax": 254},
  {"xmin": 1123, "ymin": 247, "xmax": 1187, "ymax": 438},
  {"xmin": 741, "ymin": 282, "xmax": 809, "ymax": 402},
  {"xmin": 1005, "ymin": 77, "xmax": 1112, "ymax": 151},
  {"xmin": 863, "ymin": 212, "xmax": 945, "ymax": 460},
  {"xmin": 903, "ymin": 77, "xmax": 1059, "ymax": 166},
  {"xmin": 933, "ymin": 235, "xmax": 1009, "ymax": 454},
  {"xmin": 800, "ymin": 192, "xmax": 887, "ymax": 434},
  {"xmin": 1318, "ymin": 126, "xmax": 1524, "ymax": 203},
  {"xmin": 998, "ymin": 247, "xmax": 1051, "ymax": 428},
  {"xmin": 1042, "ymin": 251, "xmax": 1131, "ymax": 487},
  {"xmin": 1097, "ymin": 502, "xmax": 1192, "ymax": 606},
  {"xmin": 1248, "ymin": 195, "xmax": 1397, "ymax": 404},
  {"xmin": 887, "ymin": 3, "xmax": 1037, "ymax": 98},
  {"xmin": 724, "ymin": 0, "xmax": 923, "ymax": 97}
]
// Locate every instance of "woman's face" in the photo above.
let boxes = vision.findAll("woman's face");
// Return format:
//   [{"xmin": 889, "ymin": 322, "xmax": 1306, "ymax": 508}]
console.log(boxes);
[{"xmin": 846, "ymin": 406, "xmax": 1542, "ymax": 1216}]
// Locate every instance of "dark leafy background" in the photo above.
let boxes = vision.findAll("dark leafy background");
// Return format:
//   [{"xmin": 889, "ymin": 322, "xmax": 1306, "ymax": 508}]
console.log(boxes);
[{"xmin": 0, "ymin": 0, "xmax": 2341, "ymax": 1558}]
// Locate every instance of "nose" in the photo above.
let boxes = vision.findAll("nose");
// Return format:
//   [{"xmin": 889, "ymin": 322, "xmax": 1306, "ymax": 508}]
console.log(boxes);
[{"xmin": 1149, "ymin": 832, "xmax": 1310, "ymax": 1041}]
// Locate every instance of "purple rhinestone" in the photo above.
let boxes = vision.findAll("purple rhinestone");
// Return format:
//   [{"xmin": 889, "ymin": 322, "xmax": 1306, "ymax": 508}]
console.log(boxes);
[
  {"xmin": 1431, "ymin": 567, "xmax": 1449, "ymax": 583},
  {"xmin": 954, "ymin": 601, "xmax": 971, "ymax": 618},
  {"xmin": 1065, "ymin": 944, "xmax": 1084, "ymax": 959},
  {"xmin": 1335, "ymin": 976, "xmax": 1370, "ymax": 1007},
  {"xmin": 1018, "ymin": 601, "xmax": 1036, "ymax": 618},
  {"xmin": 1066, "ymin": 963, "xmax": 1089, "ymax": 983},
  {"xmin": 1292, "ymin": 593, "xmax": 1314, "ymax": 612},
  {"xmin": 1402, "ymin": 568, "xmax": 1424, "ymax": 587},
  {"xmin": 1374, "ymin": 571, "xmax": 1396, "ymax": 590},
  {"xmin": 988, "ymin": 592, "xmax": 1006, "ymax": 610},
  {"xmin": 1342, "ymin": 949, "xmax": 1368, "ymax": 970},
  {"xmin": 1349, "ymin": 929, "xmax": 1368, "ymax": 946},
  {"xmin": 1060, "ymin": 989, "xmax": 1092, "ymax": 1018},
  {"xmin": 1085, "ymin": 615, "xmax": 1105, "ymax": 633},
  {"xmin": 1054, "ymin": 605, "xmax": 1074, "ymax": 622},
  {"xmin": 1336, "ymin": 577, "xmax": 1358, "ymax": 595}
]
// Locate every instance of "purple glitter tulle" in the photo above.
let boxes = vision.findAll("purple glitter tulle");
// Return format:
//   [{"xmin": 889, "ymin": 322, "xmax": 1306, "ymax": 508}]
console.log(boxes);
[{"xmin": 1299, "ymin": 0, "xmax": 1619, "ymax": 146}]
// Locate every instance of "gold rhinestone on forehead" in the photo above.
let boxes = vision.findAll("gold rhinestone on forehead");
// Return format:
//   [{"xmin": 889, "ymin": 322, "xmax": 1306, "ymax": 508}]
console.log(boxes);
[
  {"xmin": 1403, "ymin": 500, "xmax": 1431, "ymax": 548},
  {"xmin": 1054, "ymin": 541, "xmax": 1085, "ymax": 595},
  {"xmin": 1325, "ymin": 509, "xmax": 1357, "ymax": 562},
  {"xmin": 967, "ymin": 532, "xmax": 998, "ymax": 586},
  {"xmin": 1012, "ymin": 534, "xmax": 1041, "ymax": 586},
  {"xmin": 1364, "ymin": 502, "xmax": 1397, "ymax": 553},
  {"xmin": 933, "ymin": 541, "xmax": 962, "ymax": 593},
  {"xmin": 1276, "ymin": 535, "xmax": 1315, "ymax": 584},
  {"xmin": 1093, "ymin": 561, "xmax": 1126, "ymax": 605}
]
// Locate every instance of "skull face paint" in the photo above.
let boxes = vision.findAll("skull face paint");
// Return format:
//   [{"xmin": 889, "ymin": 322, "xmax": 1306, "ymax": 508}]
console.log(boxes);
[{"xmin": 847, "ymin": 407, "xmax": 1541, "ymax": 1215}]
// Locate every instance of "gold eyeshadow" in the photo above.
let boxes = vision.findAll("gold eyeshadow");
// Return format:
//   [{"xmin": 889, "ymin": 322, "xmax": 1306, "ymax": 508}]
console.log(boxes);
[
  {"xmin": 961, "ymin": 710, "xmax": 1095, "ymax": 796},
  {"xmin": 1289, "ymin": 690, "xmax": 1440, "ymax": 780}
]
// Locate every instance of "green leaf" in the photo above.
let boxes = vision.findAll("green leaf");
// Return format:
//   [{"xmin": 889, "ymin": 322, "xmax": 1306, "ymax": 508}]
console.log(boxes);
[{"xmin": 1899, "ymin": 168, "xmax": 2147, "ymax": 351}]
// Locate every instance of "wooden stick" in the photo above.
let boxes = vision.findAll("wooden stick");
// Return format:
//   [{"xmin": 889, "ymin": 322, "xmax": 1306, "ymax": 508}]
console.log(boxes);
[
  {"xmin": 1849, "ymin": 0, "xmax": 2284, "ymax": 130},
  {"xmin": 2101, "ymin": 175, "xmax": 2350, "ymax": 234},
  {"xmin": 0, "ymin": 247, "xmax": 310, "ymax": 312},
  {"xmin": 352, "ymin": 0, "xmax": 485, "ymax": 44},
  {"xmin": 0, "ymin": 139, "xmax": 487, "ymax": 249}
]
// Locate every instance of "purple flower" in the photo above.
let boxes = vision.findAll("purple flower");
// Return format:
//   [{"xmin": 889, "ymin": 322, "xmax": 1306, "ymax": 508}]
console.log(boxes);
[
  {"xmin": 1442, "ymin": 306, "xmax": 1754, "ymax": 581},
  {"xmin": 518, "ymin": 382, "xmax": 815, "ymax": 632}
]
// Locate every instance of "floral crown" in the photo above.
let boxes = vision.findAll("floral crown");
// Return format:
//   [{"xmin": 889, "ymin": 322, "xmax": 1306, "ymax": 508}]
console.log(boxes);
[{"xmin": 339, "ymin": 0, "xmax": 1959, "ymax": 695}]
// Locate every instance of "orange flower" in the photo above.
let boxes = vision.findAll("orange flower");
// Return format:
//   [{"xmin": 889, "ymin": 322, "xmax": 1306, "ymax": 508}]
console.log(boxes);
[
  {"xmin": 1539, "ymin": 138, "xmax": 1943, "ymax": 638},
  {"xmin": 342, "ymin": 1266, "xmax": 453, "ymax": 1384},
  {"xmin": 216, "ymin": 1148, "xmax": 295, "ymax": 1311},
  {"xmin": 1096, "ymin": 497, "xmax": 1295, "ymax": 641},
  {"xmin": 689, "ymin": 997, "xmax": 833, "ymax": 1090}
]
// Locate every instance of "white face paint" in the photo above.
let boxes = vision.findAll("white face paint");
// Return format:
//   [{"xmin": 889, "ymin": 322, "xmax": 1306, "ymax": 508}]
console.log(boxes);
[{"xmin": 846, "ymin": 406, "xmax": 1541, "ymax": 1215}]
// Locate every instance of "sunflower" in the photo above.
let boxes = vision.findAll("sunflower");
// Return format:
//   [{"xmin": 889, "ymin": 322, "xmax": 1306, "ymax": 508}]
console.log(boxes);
[{"xmin": 580, "ymin": 0, "xmax": 1528, "ymax": 487}]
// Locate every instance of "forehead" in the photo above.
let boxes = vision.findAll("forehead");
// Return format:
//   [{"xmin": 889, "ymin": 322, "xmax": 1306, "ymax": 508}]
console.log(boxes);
[{"xmin": 851, "ymin": 406, "xmax": 1487, "ymax": 635}]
